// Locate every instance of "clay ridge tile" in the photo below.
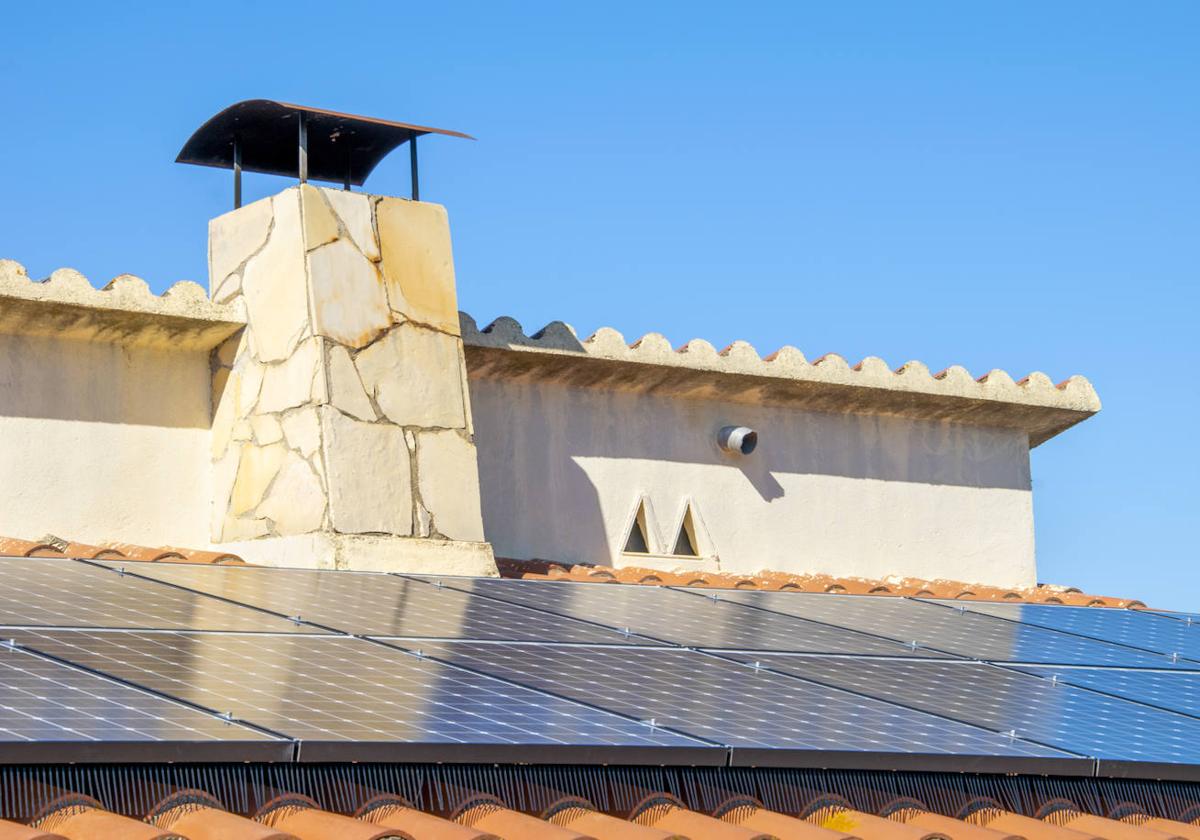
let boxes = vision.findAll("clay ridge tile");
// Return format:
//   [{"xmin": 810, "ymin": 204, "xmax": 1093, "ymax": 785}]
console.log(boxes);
[
  {"xmin": 0, "ymin": 535, "xmax": 245, "ymax": 566},
  {"xmin": 494, "ymin": 558, "xmax": 1147, "ymax": 609}
]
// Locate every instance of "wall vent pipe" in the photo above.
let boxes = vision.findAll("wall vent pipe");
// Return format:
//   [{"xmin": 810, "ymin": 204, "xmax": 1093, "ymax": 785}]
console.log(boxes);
[{"xmin": 718, "ymin": 426, "xmax": 758, "ymax": 455}]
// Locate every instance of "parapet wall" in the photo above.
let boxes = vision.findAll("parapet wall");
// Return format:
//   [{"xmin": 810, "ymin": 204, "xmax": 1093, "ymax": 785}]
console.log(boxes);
[
  {"xmin": 0, "ymin": 260, "xmax": 243, "ymax": 548},
  {"xmin": 461, "ymin": 315, "xmax": 1096, "ymax": 590}
]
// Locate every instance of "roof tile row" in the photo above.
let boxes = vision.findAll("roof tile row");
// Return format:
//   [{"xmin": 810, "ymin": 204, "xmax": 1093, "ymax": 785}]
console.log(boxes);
[
  {"xmin": 4, "ymin": 787, "xmax": 1200, "ymax": 840},
  {"xmin": 495, "ymin": 559, "xmax": 1148, "ymax": 609},
  {"xmin": 0, "ymin": 537, "xmax": 243, "ymax": 566},
  {"xmin": 0, "ymin": 534, "xmax": 1146, "ymax": 608}
]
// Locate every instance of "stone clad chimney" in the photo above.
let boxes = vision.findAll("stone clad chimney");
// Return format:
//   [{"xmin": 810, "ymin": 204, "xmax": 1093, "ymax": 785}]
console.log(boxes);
[{"xmin": 207, "ymin": 184, "xmax": 495, "ymax": 574}]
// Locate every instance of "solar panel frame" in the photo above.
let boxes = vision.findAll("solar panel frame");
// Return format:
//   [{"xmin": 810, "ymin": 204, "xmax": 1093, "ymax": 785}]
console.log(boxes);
[
  {"xmin": 93, "ymin": 561, "xmax": 658, "ymax": 645},
  {"xmin": 924, "ymin": 599, "xmax": 1200, "ymax": 665},
  {"xmin": 714, "ymin": 652, "xmax": 1200, "ymax": 780},
  {"xmin": 1143, "ymin": 610, "xmax": 1200, "ymax": 625},
  {"xmin": 6, "ymin": 629, "xmax": 722, "ymax": 765},
  {"xmin": 0, "ymin": 642, "xmax": 289, "ymax": 763},
  {"xmin": 400, "ymin": 574, "xmax": 952, "ymax": 657},
  {"xmin": 687, "ymin": 587, "xmax": 1189, "ymax": 668},
  {"xmin": 0, "ymin": 557, "xmax": 320, "ymax": 634},
  {"xmin": 382, "ymin": 639, "xmax": 1088, "ymax": 774}
]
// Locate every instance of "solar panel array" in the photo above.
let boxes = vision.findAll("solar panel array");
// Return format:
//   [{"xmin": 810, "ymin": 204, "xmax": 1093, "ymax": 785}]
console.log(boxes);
[{"xmin": 1, "ymin": 556, "xmax": 1199, "ymax": 779}]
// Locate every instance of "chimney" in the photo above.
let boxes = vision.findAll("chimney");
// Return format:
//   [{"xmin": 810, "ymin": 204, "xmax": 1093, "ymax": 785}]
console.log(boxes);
[{"xmin": 187, "ymin": 101, "xmax": 494, "ymax": 574}]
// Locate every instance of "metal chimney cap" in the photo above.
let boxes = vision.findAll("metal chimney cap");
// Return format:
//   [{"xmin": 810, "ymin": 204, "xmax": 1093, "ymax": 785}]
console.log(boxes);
[{"xmin": 175, "ymin": 99, "xmax": 473, "ymax": 187}]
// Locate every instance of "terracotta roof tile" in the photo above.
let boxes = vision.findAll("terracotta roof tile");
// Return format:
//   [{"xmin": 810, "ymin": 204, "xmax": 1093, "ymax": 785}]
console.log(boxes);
[
  {"xmin": 630, "ymin": 794, "xmax": 771, "ymax": 838},
  {"xmin": 454, "ymin": 797, "xmax": 590, "ymax": 839},
  {"xmin": 715, "ymin": 799, "xmax": 856, "ymax": 840},
  {"xmin": 545, "ymin": 802, "xmax": 681, "ymax": 839},
  {"xmin": 33, "ymin": 796, "xmax": 182, "ymax": 839},
  {"xmin": 967, "ymin": 810, "xmax": 1102, "ymax": 840},
  {"xmin": 356, "ymin": 795, "xmax": 497, "ymax": 839},
  {"xmin": 149, "ymin": 791, "xmax": 297, "ymax": 840},
  {"xmin": 1134, "ymin": 819, "xmax": 1200, "ymax": 840},
  {"xmin": 806, "ymin": 804, "xmax": 945, "ymax": 840},
  {"xmin": 0, "ymin": 820, "xmax": 67, "ymax": 840},
  {"xmin": 1045, "ymin": 811, "xmax": 1187, "ymax": 840},
  {"xmin": 2, "ymin": 777, "xmax": 1199, "ymax": 840},
  {"xmin": 0, "ymin": 536, "xmax": 245, "ymax": 566},
  {"xmin": 494, "ymin": 558, "xmax": 1149, "ymax": 609},
  {"xmin": 256, "ymin": 795, "xmax": 405, "ymax": 840}
]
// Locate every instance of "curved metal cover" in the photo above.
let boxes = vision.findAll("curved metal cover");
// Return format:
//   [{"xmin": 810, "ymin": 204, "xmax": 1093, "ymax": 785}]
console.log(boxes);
[{"xmin": 176, "ymin": 99, "xmax": 473, "ymax": 186}]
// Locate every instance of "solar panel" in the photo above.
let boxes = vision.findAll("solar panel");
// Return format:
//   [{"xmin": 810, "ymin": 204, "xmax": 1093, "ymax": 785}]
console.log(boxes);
[
  {"xmin": 926, "ymin": 600, "xmax": 1200, "ymax": 665},
  {"xmin": 96, "ymin": 562, "xmax": 651, "ymax": 645},
  {"xmin": 1011, "ymin": 665, "xmax": 1200, "ymax": 719},
  {"xmin": 703, "ymin": 588, "xmax": 1177, "ymax": 668},
  {"xmin": 1144, "ymin": 610, "xmax": 1200, "ymax": 626},
  {"xmin": 0, "ymin": 557, "xmax": 316, "ymax": 633},
  {"xmin": 7, "ymin": 629, "xmax": 717, "ymax": 764},
  {"xmin": 405, "ymin": 576, "xmax": 943, "ymax": 656},
  {"xmin": 719, "ymin": 653, "xmax": 1200, "ymax": 775},
  {"xmin": 396, "ymin": 640, "xmax": 1083, "ymax": 772},
  {"xmin": 0, "ymin": 642, "xmax": 286, "ymax": 762}
]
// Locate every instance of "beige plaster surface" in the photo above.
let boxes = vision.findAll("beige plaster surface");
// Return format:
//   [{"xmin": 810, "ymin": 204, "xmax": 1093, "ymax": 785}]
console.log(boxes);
[
  {"xmin": 0, "ymin": 332, "xmax": 213, "ymax": 548},
  {"xmin": 470, "ymin": 376, "xmax": 1039, "ymax": 589},
  {"xmin": 221, "ymin": 531, "xmax": 497, "ymax": 574}
]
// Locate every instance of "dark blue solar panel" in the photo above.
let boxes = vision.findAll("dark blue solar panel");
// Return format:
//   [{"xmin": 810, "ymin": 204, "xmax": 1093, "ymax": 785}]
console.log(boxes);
[
  {"xmin": 0, "ymin": 557, "xmax": 316, "ymax": 633},
  {"xmin": 928, "ymin": 600, "xmax": 1200, "ymax": 665},
  {"xmin": 1011, "ymin": 665, "xmax": 1200, "ymax": 719},
  {"xmin": 403, "ymin": 575, "xmax": 945, "ymax": 656},
  {"xmin": 397, "ymin": 641, "xmax": 1081, "ymax": 770},
  {"xmin": 693, "ymin": 588, "xmax": 1174, "ymax": 668},
  {"xmin": 8, "ymin": 630, "xmax": 717, "ymax": 764},
  {"xmin": 719, "ymin": 653, "xmax": 1200, "ymax": 768},
  {"xmin": 94, "ymin": 561, "xmax": 651, "ymax": 645},
  {"xmin": 0, "ymin": 643, "xmax": 285, "ymax": 761}
]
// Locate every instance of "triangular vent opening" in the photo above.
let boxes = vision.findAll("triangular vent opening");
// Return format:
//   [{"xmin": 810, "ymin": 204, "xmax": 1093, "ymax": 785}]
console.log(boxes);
[
  {"xmin": 672, "ymin": 518, "xmax": 700, "ymax": 556},
  {"xmin": 672, "ymin": 506, "xmax": 705, "ymax": 556},
  {"xmin": 623, "ymin": 501, "xmax": 651, "ymax": 554},
  {"xmin": 671, "ymin": 505, "xmax": 701, "ymax": 557}
]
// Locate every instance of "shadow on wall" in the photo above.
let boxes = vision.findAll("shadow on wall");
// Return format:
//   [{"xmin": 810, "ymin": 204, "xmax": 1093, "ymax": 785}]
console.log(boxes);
[{"xmin": 0, "ymin": 333, "xmax": 214, "ymax": 429}]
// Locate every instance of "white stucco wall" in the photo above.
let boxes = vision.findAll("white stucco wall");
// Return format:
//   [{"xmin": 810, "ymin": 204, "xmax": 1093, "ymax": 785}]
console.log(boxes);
[
  {"xmin": 0, "ymin": 332, "xmax": 213, "ymax": 547},
  {"xmin": 470, "ymin": 377, "xmax": 1037, "ymax": 589}
]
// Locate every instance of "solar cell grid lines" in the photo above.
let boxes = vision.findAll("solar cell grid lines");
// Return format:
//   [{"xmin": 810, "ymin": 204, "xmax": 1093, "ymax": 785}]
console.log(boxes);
[
  {"xmin": 7, "ymin": 630, "xmax": 713, "ymax": 763},
  {"xmin": 1012, "ymin": 666, "xmax": 1200, "ymax": 719},
  {"xmin": 0, "ymin": 557, "xmax": 313, "ymax": 633},
  {"xmin": 0, "ymin": 644, "xmax": 284, "ymax": 761},
  {"xmin": 397, "ymin": 640, "xmax": 1079, "ymax": 770},
  {"xmin": 408, "ymin": 575, "xmax": 942, "ymax": 656},
  {"xmin": 97, "ymin": 562, "xmax": 650, "ymax": 644},
  {"xmin": 721, "ymin": 654, "xmax": 1200, "ymax": 771},
  {"xmin": 931, "ymin": 600, "xmax": 1200, "ymax": 664},
  {"xmin": 704, "ymin": 588, "xmax": 1179, "ymax": 668}
]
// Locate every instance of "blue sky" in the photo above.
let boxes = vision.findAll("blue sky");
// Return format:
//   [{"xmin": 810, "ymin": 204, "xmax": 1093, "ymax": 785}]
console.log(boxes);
[{"xmin": 2, "ymin": 2, "xmax": 1196, "ymax": 609}]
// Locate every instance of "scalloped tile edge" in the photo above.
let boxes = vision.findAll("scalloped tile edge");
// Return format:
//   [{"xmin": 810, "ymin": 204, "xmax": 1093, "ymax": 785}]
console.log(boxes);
[
  {"xmin": 460, "ymin": 312, "xmax": 1101, "ymax": 413},
  {"xmin": 0, "ymin": 259, "xmax": 246, "ymax": 324}
]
